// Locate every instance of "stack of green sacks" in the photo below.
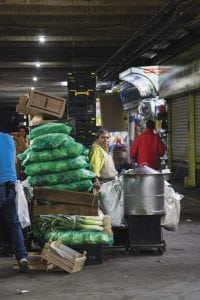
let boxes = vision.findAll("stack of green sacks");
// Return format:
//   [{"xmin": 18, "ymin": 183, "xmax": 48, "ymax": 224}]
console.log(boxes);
[{"xmin": 18, "ymin": 123, "xmax": 95, "ymax": 192}]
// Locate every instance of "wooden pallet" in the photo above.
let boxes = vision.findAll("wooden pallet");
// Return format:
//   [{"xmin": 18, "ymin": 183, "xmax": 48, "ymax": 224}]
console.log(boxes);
[
  {"xmin": 32, "ymin": 187, "xmax": 98, "ymax": 217},
  {"xmin": 41, "ymin": 240, "xmax": 87, "ymax": 273},
  {"xmin": 13, "ymin": 252, "xmax": 47, "ymax": 271}
]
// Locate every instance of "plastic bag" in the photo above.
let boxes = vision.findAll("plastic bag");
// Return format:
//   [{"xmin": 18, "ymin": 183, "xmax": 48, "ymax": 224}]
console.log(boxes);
[
  {"xmin": 15, "ymin": 180, "xmax": 31, "ymax": 229},
  {"xmin": 161, "ymin": 182, "xmax": 184, "ymax": 231},
  {"xmin": 99, "ymin": 176, "xmax": 125, "ymax": 227}
]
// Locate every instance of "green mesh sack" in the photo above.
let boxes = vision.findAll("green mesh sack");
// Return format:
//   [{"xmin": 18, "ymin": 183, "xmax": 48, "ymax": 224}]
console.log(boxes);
[
  {"xmin": 28, "ymin": 168, "xmax": 95, "ymax": 186},
  {"xmin": 50, "ymin": 230, "xmax": 113, "ymax": 246},
  {"xmin": 25, "ymin": 155, "xmax": 89, "ymax": 176},
  {"xmin": 30, "ymin": 133, "xmax": 74, "ymax": 151},
  {"xmin": 29, "ymin": 122, "xmax": 72, "ymax": 140},
  {"xmin": 19, "ymin": 142, "xmax": 89, "ymax": 166},
  {"xmin": 44, "ymin": 179, "xmax": 93, "ymax": 192},
  {"xmin": 37, "ymin": 230, "xmax": 113, "ymax": 246},
  {"xmin": 18, "ymin": 148, "xmax": 29, "ymax": 162}
]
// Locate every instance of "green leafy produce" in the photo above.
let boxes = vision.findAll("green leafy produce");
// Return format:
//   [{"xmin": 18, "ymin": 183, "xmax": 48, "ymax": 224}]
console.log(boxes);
[
  {"xmin": 32, "ymin": 215, "xmax": 113, "ymax": 246},
  {"xmin": 19, "ymin": 142, "xmax": 89, "ymax": 166},
  {"xmin": 30, "ymin": 133, "xmax": 74, "ymax": 151},
  {"xmin": 29, "ymin": 122, "xmax": 72, "ymax": 140},
  {"xmin": 44, "ymin": 179, "xmax": 93, "ymax": 192},
  {"xmin": 25, "ymin": 155, "xmax": 89, "ymax": 176},
  {"xmin": 43, "ymin": 230, "xmax": 113, "ymax": 246},
  {"xmin": 28, "ymin": 168, "xmax": 95, "ymax": 186}
]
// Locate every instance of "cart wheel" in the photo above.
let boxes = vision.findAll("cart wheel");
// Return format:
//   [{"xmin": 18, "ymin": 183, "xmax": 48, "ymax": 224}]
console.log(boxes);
[
  {"xmin": 157, "ymin": 246, "xmax": 165, "ymax": 255},
  {"xmin": 125, "ymin": 242, "xmax": 129, "ymax": 251},
  {"xmin": 131, "ymin": 248, "xmax": 140, "ymax": 256}
]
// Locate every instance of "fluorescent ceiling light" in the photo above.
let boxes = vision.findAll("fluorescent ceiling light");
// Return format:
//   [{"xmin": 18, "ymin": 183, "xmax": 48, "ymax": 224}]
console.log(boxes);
[
  {"xmin": 31, "ymin": 87, "xmax": 35, "ymax": 90},
  {"xmin": 35, "ymin": 62, "xmax": 41, "ymax": 68},
  {"xmin": 33, "ymin": 77, "xmax": 38, "ymax": 81},
  {"xmin": 38, "ymin": 36, "xmax": 46, "ymax": 43},
  {"xmin": 60, "ymin": 81, "xmax": 68, "ymax": 86}
]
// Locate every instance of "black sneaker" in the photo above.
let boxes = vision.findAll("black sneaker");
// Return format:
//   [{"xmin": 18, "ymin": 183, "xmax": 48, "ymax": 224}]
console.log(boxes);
[{"xmin": 19, "ymin": 258, "xmax": 29, "ymax": 272}]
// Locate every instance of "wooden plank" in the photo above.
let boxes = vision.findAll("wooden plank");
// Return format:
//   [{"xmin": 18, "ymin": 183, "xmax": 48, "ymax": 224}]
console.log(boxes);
[
  {"xmin": 33, "ymin": 187, "xmax": 98, "ymax": 207},
  {"xmin": 42, "ymin": 248, "xmax": 74, "ymax": 269},
  {"xmin": 42, "ymin": 254, "xmax": 73, "ymax": 273},
  {"xmin": 41, "ymin": 241, "xmax": 87, "ymax": 273},
  {"xmin": 13, "ymin": 252, "xmax": 47, "ymax": 271},
  {"xmin": 32, "ymin": 204, "xmax": 98, "ymax": 216}
]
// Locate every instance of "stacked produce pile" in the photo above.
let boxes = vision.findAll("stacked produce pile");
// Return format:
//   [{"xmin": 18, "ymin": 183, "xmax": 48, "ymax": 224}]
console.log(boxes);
[
  {"xmin": 32, "ymin": 214, "xmax": 113, "ymax": 246},
  {"xmin": 19, "ymin": 122, "xmax": 114, "ymax": 248},
  {"xmin": 18, "ymin": 123, "xmax": 95, "ymax": 192}
]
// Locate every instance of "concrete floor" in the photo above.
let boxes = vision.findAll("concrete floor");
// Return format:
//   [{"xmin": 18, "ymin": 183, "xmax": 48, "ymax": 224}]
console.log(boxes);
[{"xmin": 1, "ymin": 184, "xmax": 200, "ymax": 300}]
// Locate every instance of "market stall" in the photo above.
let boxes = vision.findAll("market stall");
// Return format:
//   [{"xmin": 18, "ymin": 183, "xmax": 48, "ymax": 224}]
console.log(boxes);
[
  {"xmin": 15, "ymin": 91, "xmax": 113, "ymax": 268},
  {"xmin": 106, "ymin": 66, "xmax": 170, "ymax": 253},
  {"xmin": 119, "ymin": 66, "xmax": 168, "ymax": 171}
]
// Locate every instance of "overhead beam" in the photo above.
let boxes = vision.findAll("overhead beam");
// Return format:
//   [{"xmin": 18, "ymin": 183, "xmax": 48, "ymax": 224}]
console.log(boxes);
[
  {"xmin": 0, "ymin": 0, "xmax": 167, "ymax": 6},
  {"xmin": 0, "ymin": 35, "xmax": 130, "ymax": 42},
  {"xmin": 0, "ymin": 60, "xmax": 104, "ymax": 68},
  {"xmin": 0, "ymin": 16, "xmax": 151, "ymax": 33},
  {"xmin": 0, "ymin": 4, "xmax": 162, "ymax": 16},
  {"xmin": 96, "ymin": 0, "xmax": 200, "ymax": 79}
]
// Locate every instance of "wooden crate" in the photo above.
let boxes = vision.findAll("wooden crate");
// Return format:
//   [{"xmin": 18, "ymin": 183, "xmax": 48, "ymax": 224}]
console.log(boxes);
[
  {"xmin": 16, "ymin": 95, "xmax": 38, "ymax": 115},
  {"xmin": 41, "ymin": 240, "xmax": 87, "ymax": 273},
  {"xmin": 32, "ymin": 187, "xmax": 98, "ymax": 217},
  {"xmin": 28, "ymin": 90, "xmax": 66, "ymax": 118}
]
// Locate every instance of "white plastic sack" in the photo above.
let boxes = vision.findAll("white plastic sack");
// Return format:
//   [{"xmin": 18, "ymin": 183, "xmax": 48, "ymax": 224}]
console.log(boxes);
[
  {"xmin": 161, "ymin": 181, "xmax": 184, "ymax": 231},
  {"xmin": 99, "ymin": 177, "xmax": 125, "ymax": 227},
  {"xmin": 133, "ymin": 165, "xmax": 160, "ymax": 174},
  {"xmin": 15, "ymin": 180, "xmax": 31, "ymax": 229}
]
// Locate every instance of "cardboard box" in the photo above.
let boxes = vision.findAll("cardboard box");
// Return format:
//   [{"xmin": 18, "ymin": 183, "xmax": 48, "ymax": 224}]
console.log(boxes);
[
  {"xmin": 99, "ymin": 94, "xmax": 125, "ymax": 131},
  {"xmin": 28, "ymin": 90, "xmax": 67, "ymax": 118}
]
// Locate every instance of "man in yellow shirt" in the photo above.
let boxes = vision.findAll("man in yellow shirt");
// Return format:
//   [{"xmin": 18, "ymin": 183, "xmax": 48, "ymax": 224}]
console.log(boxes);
[{"xmin": 89, "ymin": 129, "xmax": 117, "ymax": 189}]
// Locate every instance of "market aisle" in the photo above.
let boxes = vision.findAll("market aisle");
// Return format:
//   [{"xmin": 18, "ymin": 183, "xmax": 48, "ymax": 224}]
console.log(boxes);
[{"xmin": 0, "ymin": 184, "xmax": 200, "ymax": 300}]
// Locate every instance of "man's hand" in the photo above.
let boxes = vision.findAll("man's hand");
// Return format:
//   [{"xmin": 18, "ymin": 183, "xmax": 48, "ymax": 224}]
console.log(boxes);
[{"xmin": 94, "ymin": 177, "xmax": 101, "ymax": 190}]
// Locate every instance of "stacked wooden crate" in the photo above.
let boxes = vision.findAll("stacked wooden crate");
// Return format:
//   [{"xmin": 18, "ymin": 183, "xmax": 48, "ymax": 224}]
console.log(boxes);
[
  {"xmin": 16, "ymin": 90, "xmax": 67, "ymax": 125},
  {"xmin": 32, "ymin": 187, "xmax": 98, "ymax": 217}
]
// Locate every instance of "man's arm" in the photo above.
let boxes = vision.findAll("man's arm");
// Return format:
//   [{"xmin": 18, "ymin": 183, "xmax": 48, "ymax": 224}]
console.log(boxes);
[
  {"xmin": 130, "ymin": 137, "xmax": 139, "ymax": 159},
  {"xmin": 89, "ymin": 146, "xmax": 104, "ymax": 190},
  {"xmin": 89, "ymin": 146, "xmax": 104, "ymax": 177},
  {"xmin": 158, "ymin": 137, "xmax": 166, "ymax": 157}
]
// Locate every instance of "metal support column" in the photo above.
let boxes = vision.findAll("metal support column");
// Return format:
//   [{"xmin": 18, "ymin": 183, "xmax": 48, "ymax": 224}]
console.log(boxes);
[{"xmin": 184, "ymin": 93, "xmax": 196, "ymax": 187}]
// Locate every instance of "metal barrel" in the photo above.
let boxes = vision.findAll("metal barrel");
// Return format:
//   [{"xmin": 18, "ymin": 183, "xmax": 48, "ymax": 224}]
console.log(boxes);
[{"xmin": 123, "ymin": 173, "xmax": 165, "ymax": 215}]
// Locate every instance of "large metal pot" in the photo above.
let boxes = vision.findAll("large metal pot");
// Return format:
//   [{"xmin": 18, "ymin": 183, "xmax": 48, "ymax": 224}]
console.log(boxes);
[{"xmin": 123, "ymin": 172, "xmax": 165, "ymax": 215}]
